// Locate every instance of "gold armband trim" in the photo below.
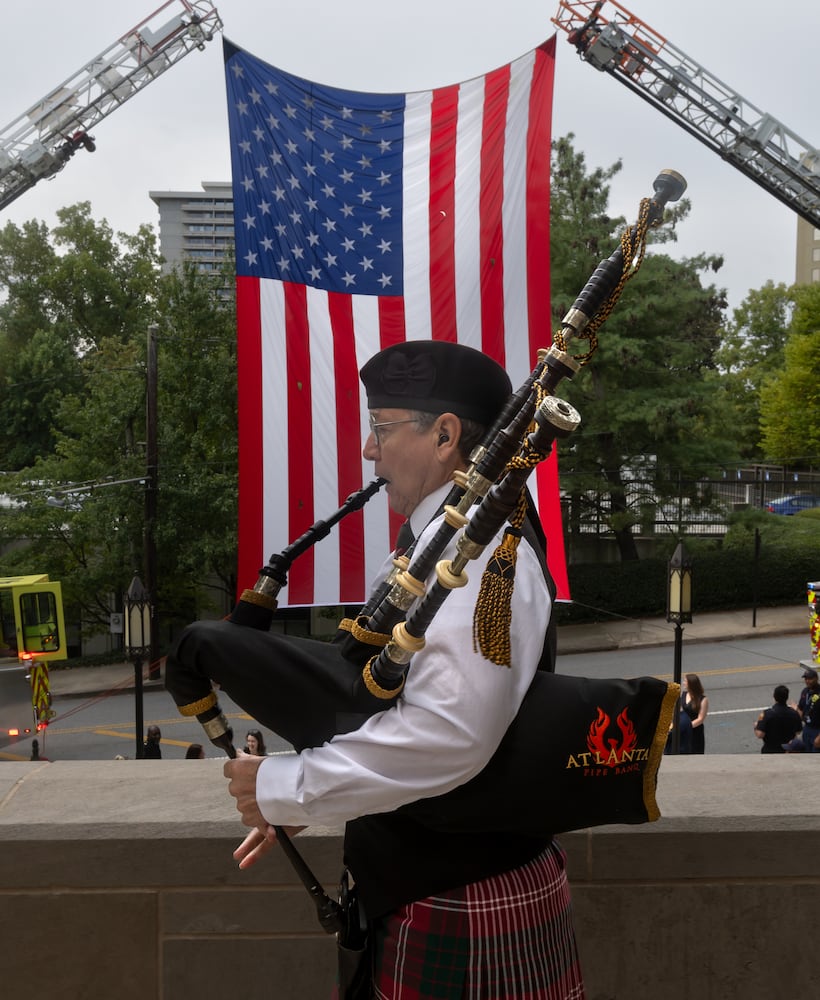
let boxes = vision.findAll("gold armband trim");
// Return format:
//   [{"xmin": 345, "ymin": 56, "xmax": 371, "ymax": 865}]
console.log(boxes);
[
  {"xmin": 239, "ymin": 588, "xmax": 279, "ymax": 612},
  {"xmin": 362, "ymin": 657, "xmax": 405, "ymax": 700},
  {"xmin": 178, "ymin": 692, "xmax": 218, "ymax": 717},
  {"xmin": 338, "ymin": 617, "xmax": 392, "ymax": 648}
]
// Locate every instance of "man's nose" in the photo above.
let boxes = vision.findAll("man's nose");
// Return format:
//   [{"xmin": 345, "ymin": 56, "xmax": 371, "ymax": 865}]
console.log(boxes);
[{"xmin": 362, "ymin": 433, "xmax": 379, "ymax": 460}]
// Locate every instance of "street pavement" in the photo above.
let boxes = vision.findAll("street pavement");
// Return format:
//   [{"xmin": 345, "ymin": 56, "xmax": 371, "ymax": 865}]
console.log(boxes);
[{"xmin": 48, "ymin": 602, "xmax": 815, "ymax": 701}]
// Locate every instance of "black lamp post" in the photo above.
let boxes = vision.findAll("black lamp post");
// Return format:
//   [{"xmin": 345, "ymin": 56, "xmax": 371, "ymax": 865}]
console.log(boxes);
[
  {"xmin": 124, "ymin": 573, "xmax": 152, "ymax": 759},
  {"xmin": 666, "ymin": 542, "xmax": 693, "ymax": 754}
]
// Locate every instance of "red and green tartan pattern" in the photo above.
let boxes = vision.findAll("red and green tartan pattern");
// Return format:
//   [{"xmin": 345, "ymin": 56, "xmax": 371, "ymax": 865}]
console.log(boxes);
[{"xmin": 371, "ymin": 841, "xmax": 585, "ymax": 999}]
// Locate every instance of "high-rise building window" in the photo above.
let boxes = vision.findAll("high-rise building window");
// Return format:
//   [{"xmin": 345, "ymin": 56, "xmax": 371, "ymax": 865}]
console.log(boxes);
[{"xmin": 150, "ymin": 183, "xmax": 235, "ymax": 289}]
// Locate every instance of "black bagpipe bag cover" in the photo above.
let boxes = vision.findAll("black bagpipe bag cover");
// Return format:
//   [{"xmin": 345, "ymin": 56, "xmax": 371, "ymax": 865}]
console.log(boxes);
[{"xmin": 395, "ymin": 671, "xmax": 679, "ymax": 837}]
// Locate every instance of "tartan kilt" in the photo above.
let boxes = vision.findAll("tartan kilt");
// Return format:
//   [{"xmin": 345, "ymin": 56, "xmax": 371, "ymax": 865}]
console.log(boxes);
[{"xmin": 371, "ymin": 840, "xmax": 585, "ymax": 999}]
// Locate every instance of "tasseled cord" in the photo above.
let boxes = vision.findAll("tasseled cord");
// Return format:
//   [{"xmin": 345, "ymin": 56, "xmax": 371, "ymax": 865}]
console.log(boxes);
[{"xmin": 473, "ymin": 490, "xmax": 528, "ymax": 667}]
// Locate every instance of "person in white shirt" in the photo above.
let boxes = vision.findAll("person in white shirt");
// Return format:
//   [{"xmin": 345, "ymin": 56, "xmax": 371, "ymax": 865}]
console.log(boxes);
[{"xmin": 220, "ymin": 340, "xmax": 585, "ymax": 999}]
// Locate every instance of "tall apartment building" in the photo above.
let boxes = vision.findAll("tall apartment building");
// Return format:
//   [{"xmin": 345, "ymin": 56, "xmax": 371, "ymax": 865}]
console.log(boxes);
[
  {"xmin": 148, "ymin": 180, "xmax": 234, "ymax": 273},
  {"xmin": 796, "ymin": 216, "xmax": 820, "ymax": 287}
]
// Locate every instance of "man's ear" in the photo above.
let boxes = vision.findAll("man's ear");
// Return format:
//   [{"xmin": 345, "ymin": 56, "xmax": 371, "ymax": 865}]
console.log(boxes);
[{"xmin": 435, "ymin": 414, "xmax": 461, "ymax": 454}]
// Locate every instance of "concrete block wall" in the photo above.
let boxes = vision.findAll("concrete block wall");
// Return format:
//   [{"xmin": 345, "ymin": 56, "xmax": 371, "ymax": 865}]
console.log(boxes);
[{"xmin": 1, "ymin": 756, "xmax": 818, "ymax": 1000}]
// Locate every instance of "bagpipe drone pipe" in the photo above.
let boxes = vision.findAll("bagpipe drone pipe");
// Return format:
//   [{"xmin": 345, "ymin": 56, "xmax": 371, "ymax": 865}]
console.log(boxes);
[
  {"xmin": 337, "ymin": 168, "xmax": 688, "ymax": 674},
  {"xmin": 166, "ymin": 169, "xmax": 686, "ymax": 844}
]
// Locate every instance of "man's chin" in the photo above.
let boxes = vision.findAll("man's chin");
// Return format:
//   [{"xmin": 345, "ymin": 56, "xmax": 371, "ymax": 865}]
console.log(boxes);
[{"xmin": 384, "ymin": 486, "xmax": 409, "ymax": 517}]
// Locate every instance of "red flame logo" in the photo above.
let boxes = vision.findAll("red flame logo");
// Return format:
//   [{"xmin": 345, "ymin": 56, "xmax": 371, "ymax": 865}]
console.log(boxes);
[{"xmin": 586, "ymin": 707, "xmax": 638, "ymax": 766}]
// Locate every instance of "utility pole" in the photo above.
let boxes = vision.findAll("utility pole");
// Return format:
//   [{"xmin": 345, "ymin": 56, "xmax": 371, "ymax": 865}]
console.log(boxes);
[{"xmin": 145, "ymin": 323, "xmax": 160, "ymax": 681}]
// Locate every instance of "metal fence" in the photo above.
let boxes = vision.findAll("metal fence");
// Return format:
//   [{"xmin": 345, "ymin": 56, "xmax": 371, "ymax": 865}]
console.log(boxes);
[{"xmin": 561, "ymin": 466, "xmax": 820, "ymax": 537}]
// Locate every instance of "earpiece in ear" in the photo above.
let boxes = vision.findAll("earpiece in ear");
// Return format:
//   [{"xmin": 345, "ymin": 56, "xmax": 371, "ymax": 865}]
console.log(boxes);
[{"xmin": 438, "ymin": 433, "xmax": 449, "ymax": 445}]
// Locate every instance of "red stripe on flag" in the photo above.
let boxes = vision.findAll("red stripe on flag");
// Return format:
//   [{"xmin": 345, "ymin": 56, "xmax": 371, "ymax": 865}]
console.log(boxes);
[
  {"xmin": 527, "ymin": 39, "xmax": 569, "ymax": 600},
  {"xmin": 479, "ymin": 64, "xmax": 511, "ymax": 365},
  {"xmin": 536, "ymin": 453, "xmax": 569, "ymax": 600},
  {"xmin": 378, "ymin": 295, "xmax": 407, "ymax": 350},
  {"xmin": 428, "ymin": 85, "xmax": 459, "ymax": 343},
  {"xmin": 328, "ymin": 293, "xmax": 367, "ymax": 598},
  {"xmin": 284, "ymin": 283, "xmax": 315, "ymax": 604},
  {"xmin": 526, "ymin": 39, "xmax": 556, "ymax": 367},
  {"xmin": 379, "ymin": 295, "xmax": 407, "ymax": 547},
  {"xmin": 376, "ymin": 295, "xmax": 408, "ymax": 546},
  {"xmin": 236, "ymin": 276, "xmax": 263, "ymax": 594}
]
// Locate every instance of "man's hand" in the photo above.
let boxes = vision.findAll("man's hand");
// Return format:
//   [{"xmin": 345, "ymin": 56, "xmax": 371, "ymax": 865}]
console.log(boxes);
[
  {"xmin": 223, "ymin": 755, "xmax": 305, "ymax": 869},
  {"xmin": 224, "ymin": 753, "xmax": 268, "ymax": 829}
]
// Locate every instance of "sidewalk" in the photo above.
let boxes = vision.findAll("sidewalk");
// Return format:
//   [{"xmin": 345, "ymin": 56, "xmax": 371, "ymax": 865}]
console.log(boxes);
[
  {"xmin": 556, "ymin": 602, "xmax": 811, "ymax": 655},
  {"xmin": 47, "ymin": 603, "xmax": 814, "ymax": 701}
]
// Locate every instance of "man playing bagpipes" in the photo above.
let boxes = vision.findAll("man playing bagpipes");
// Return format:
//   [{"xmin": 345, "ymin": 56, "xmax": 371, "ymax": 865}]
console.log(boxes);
[
  {"xmin": 166, "ymin": 166, "xmax": 688, "ymax": 999},
  {"xmin": 167, "ymin": 340, "xmax": 588, "ymax": 998},
  {"xmin": 169, "ymin": 339, "xmax": 686, "ymax": 999}
]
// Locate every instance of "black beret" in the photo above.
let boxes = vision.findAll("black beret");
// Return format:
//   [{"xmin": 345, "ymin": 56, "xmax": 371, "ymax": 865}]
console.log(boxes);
[{"xmin": 360, "ymin": 341, "xmax": 512, "ymax": 426}]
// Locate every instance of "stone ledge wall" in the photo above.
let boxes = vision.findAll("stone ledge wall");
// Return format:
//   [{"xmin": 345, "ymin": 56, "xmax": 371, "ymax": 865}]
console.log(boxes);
[{"xmin": 1, "ymin": 756, "xmax": 818, "ymax": 1000}]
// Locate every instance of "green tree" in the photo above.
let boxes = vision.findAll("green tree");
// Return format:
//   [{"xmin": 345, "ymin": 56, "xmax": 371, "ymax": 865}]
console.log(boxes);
[
  {"xmin": 759, "ymin": 283, "xmax": 820, "ymax": 465},
  {"xmin": 153, "ymin": 262, "xmax": 238, "ymax": 623},
  {"xmin": 0, "ymin": 217, "xmax": 78, "ymax": 468},
  {"xmin": 0, "ymin": 204, "xmax": 160, "ymax": 469},
  {"xmin": 550, "ymin": 137, "xmax": 736, "ymax": 560},
  {"xmin": 47, "ymin": 203, "xmax": 159, "ymax": 351},
  {"xmin": 714, "ymin": 281, "xmax": 793, "ymax": 461},
  {"xmin": 0, "ymin": 209, "xmax": 238, "ymax": 646},
  {"xmin": 1, "ymin": 334, "xmax": 151, "ymax": 633}
]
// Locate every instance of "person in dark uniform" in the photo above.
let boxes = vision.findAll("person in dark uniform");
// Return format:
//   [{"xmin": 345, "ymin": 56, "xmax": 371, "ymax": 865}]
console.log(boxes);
[
  {"xmin": 797, "ymin": 667, "xmax": 820, "ymax": 752},
  {"xmin": 753, "ymin": 685, "xmax": 802, "ymax": 753}
]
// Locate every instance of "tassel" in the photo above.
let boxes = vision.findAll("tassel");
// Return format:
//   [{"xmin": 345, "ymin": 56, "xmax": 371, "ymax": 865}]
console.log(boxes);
[
  {"xmin": 473, "ymin": 489, "xmax": 530, "ymax": 666},
  {"xmin": 473, "ymin": 526, "xmax": 521, "ymax": 667}
]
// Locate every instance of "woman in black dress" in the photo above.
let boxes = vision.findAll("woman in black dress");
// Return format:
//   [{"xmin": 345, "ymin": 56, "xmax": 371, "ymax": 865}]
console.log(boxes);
[{"xmin": 681, "ymin": 673, "xmax": 709, "ymax": 754}]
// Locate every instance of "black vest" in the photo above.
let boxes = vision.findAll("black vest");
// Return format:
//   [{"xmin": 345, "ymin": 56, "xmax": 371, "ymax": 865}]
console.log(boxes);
[{"xmin": 344, "ymin": 511, "xmax": 557, "ymax": 919}]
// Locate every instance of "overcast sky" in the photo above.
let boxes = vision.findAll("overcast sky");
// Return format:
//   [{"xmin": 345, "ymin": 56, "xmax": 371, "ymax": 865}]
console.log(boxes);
[{"xmin": 1, "ymin": 0, "xmax": 817, "ymax": 315}]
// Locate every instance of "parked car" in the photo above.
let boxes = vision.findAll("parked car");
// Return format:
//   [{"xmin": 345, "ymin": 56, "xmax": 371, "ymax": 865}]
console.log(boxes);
[{"xmin": 765, "ymin": 494, "xmax": 820, "ymax": 515}]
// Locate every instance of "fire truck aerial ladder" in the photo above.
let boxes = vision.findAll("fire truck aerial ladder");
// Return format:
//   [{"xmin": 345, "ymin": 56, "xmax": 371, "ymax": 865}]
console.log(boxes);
[
  {"xmin": 552, "ymin": 1, "xmax": 820, "ymax": 230},
  {"xmin": 0, "ymin": 1, "xmax": 222, "ymax": 213}
]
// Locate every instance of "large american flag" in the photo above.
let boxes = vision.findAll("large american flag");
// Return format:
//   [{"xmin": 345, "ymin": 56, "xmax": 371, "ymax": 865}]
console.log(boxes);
[{"xmin": 224, "ymin": 35, "xmax": 569, "ymax": 607}]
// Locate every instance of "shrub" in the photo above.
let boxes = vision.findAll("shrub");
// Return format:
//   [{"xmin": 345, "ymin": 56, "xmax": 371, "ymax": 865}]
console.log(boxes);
[{"xmin": 556, "ymin": 512, "xmax": 820, "ymax": 623}]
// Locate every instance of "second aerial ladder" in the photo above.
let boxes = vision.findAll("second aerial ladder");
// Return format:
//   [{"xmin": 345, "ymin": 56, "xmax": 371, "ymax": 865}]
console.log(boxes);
[{"xmin": 552, "ymin": 0, "xmax": 820, "ymax": 230}]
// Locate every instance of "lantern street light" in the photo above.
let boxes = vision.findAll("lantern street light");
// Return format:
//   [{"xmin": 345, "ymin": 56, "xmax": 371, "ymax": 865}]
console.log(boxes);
[
  {"xmin": 666, "ymin": 542, "xmax": 693, "ymax": 754},
  {"xmin": 124, "ymin": 573, "xmax": 152, "ymax": 759}
]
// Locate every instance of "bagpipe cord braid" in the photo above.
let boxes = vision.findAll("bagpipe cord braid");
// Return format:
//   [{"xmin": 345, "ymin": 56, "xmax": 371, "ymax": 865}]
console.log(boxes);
[{"xmin": 472, "ymin": 489, "xmax": 529, "ymax": 667}]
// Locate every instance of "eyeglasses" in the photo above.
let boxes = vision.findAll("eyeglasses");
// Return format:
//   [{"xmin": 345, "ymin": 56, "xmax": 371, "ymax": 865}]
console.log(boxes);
[{"xmin": 368, "ymin": 413, "xmax": 418, "ymax": 446}]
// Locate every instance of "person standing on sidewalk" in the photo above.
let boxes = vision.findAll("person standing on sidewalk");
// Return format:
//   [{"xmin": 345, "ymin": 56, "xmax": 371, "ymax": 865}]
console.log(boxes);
[
  {"xmin": 753, "ymin": 686, "xmax": 802, "ymax": 753},
  {"xmin": 143, "ymin": 725, "xmax": 162, "ymax": 759},
  {"xmin": 797, "ymin": 668, "xmax": 820, "ymax": 752},
  {"xmin": 681, "ymin": 674, "xmax": 709, "ymax": 754}
]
